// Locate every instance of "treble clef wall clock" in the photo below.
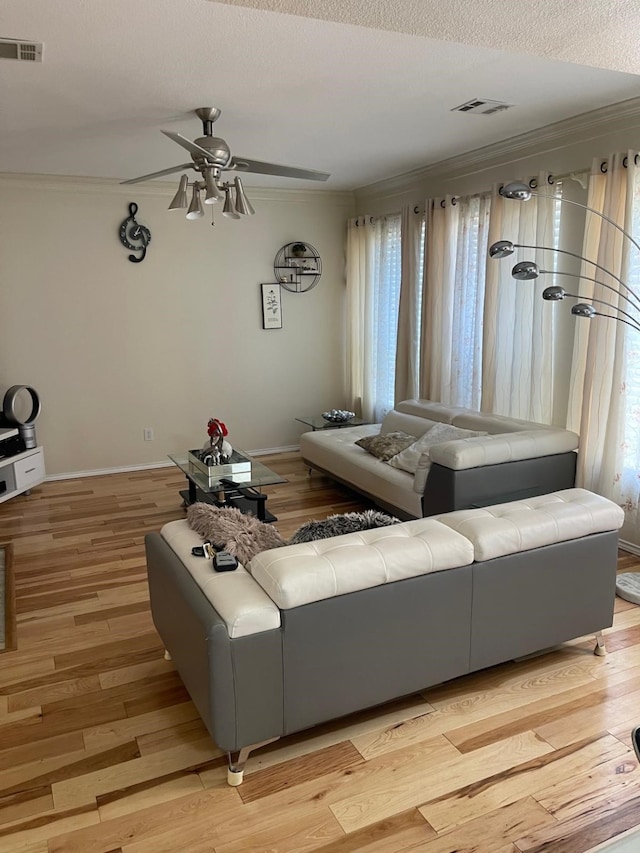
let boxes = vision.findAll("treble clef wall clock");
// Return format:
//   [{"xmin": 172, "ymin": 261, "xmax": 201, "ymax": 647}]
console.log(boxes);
[{"xmin": 119, "ymin": 202, "xmax": 151, "ymax": 263}]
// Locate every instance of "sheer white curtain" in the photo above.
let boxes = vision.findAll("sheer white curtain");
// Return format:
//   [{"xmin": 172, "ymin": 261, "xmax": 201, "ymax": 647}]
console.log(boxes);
[
  {"xmin": 566, "ymin": 153, "xmax": 640, "ymax": 545},
  {"xmin": 482, "ymin": 174, "xmax": 559, "ymax": 422},
  {"xmin": 345, "ymin": 214, "xmax": 402, "ymax": 422},
  {"xmin": 420, "ymin": 193, "xmax": 491, "ymax": 409},
  {"xmin": 395, "ymin": 205, "xmax": 424, "ymax": 404}
]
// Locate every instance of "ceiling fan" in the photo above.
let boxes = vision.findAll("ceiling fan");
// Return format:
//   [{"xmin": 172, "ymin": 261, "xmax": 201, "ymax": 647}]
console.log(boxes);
[{"xmin": 121, "ymin": 107, "xmax": 330, "ymax": 221}]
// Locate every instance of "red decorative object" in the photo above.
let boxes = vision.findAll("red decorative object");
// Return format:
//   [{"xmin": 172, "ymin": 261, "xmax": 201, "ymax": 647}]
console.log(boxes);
[
  {"xmin": 207, "ymin": 418, "xmax": 228, "ymax": 438},
  {"xmin": 203, "ymin": 417, "xmax": 232, "ymax": 463}
]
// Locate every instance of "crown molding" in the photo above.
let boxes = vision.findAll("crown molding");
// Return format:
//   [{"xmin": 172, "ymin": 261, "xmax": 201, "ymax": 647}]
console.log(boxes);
[
  {"xmin": 0, "ymin": 172, "xmax": 354, "ymax": 206},
  {"xmin": 355, "ymin": 96, "xmax": 640, "ymax": 204}
]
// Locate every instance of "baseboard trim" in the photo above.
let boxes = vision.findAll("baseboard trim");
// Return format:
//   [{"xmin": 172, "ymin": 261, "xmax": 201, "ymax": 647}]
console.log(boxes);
[
  {"xmin": 46, "ymin": 461, "xmax": 174, "ymax": 481},
  {"xmin": 248, "ymin": 445, "xmax": 299, "ymax": 457},
  {"xmin": 44, "ymin": 445, "xmax": 301, "ymax": 481},
  {"xmin": 618, "ymin": 538, "xmax": 640, "ymax": 557}
]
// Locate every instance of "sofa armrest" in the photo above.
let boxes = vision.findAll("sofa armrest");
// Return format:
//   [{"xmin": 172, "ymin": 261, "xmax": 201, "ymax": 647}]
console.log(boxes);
[{"xmin": 428, "ymin": 429, "xmax": 579, "ymax": 471}]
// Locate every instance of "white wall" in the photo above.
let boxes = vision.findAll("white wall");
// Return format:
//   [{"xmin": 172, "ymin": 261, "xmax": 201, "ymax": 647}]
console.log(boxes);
[{"xmin": 0, "ymin": 175, "xmax": 353, "ymax": 475}]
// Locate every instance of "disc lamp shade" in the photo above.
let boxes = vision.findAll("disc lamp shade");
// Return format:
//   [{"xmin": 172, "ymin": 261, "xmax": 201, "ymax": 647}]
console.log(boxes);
[
  {"xmin": 498, "ymin": 182, "xmax": 532, "ymax": 201},
  {"xmin": 542, "ymin": 286, "xmax": 566, "ymax": 301},
  {"xmin": 489, "ymin": 240, "xmax": 515, "ymax": 259},
  {"xmin": 572, "ymin": 303, "xmax": 597, "ymax": 318},
  {"xmin": 511, "ymin": 261, "xmax": 539, "ymax": 280}
]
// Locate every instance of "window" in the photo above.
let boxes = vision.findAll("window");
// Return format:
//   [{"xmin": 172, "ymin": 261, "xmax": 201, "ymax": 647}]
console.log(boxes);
[
  {"xmin": 419, "ymin": 194, "xmax": 492, "ymax": 410},
  {"xmin": 368, "ymin": 214, "xmax": 402, "ymax": 421},
  {"xmin": 357, "ymin": 180, "xmax": 561, "ymax": 422},
  {"xmin": 619, "ymin": 168, "xmax": 640, "ymax": 492},
  {"xmin": 447, "ymin": 194, "xmax": 491, "ymax": 409}
]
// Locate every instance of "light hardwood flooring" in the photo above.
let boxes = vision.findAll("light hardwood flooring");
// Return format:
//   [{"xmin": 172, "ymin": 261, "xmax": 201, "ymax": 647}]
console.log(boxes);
[{"xmin": 0, "ymin": 451, "xmax": 638, "ymax": 853}]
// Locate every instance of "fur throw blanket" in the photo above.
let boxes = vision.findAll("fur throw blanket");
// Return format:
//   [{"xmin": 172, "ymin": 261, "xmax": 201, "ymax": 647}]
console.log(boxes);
[
  {"xmin": 288, "ymin": 509, "xmax": 400, "ymax": 545},
  {"xmin": 187, "ymin": 505, "xmax": 400, "ymax": 565},
  {"xmin": 187, "ymin": 504, "xmax": 286, "ymax": 565}
]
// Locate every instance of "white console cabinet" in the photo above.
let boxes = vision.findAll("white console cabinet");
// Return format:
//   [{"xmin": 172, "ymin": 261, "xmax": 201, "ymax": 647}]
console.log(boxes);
[{"xmin": 0, "ymin": 446, "xmax": 45, "ymax": 503}]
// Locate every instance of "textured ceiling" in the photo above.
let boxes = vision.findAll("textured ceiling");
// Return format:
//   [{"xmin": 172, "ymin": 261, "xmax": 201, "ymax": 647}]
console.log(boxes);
[
  {"xmin": 215, "ymin": 0, "xmax": 640, "ymax": 74},
  {"xmin": 1, "ymin": 0, "xmax": 639, "ymax": 190}
]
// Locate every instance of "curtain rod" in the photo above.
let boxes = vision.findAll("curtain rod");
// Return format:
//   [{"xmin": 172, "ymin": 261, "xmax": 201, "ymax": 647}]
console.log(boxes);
[
  {"xmin": 413, "ymin": 157, "xmax": 639, "ymax": 214},
  {"xmin": 398, "ymin": 153, "xmax": 640, "ymax": 217},
  {"xmin": 526, "ymin": 155, "xmax": 639, "ymax": 192},
  {"xmin": 555, "ymin": 154, "xmax": 638, "ymax": 181}
]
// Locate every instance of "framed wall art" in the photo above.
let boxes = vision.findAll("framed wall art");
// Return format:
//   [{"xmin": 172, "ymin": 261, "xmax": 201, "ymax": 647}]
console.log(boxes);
[{"xmin": 261, "ymin": 283, "xmax": 283, "ymax": 329}]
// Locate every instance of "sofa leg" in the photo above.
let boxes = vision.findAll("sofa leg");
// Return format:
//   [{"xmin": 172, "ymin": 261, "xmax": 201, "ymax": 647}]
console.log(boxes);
[
  {"xmin": 164, "ymin": 649, "xmax": 172, "ymax": 661},
  {"xmin": 594, "ymin": 631, "xmax": 607, "ymax": 656},
  {"xmin": 227, "ymin": 737, "xmax": 280, "ymax": 786}
]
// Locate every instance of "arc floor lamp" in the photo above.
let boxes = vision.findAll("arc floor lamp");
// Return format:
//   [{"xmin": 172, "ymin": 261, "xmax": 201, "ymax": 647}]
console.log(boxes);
[
  {"xmin": 492, "ymin": 181, "xmax": 640, "ymax": 609},
  {"xmin": 489, "ymin": 181, "xmax": 640, "ymax": 334}
]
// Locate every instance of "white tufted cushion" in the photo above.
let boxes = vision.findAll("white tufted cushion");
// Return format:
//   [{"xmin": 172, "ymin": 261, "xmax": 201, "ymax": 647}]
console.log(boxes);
[
  {"xmin": 428, "ymin": 428, "xmax": 579, "ymax": 470},
  {"xmin": 391, "ymin": 400, "xmax": 579, "ymax": 471},
  {"xmin": 248, "ymin": 519, "xmax": 474, "ymax": 609},
  {"xmin": 435, "ymin": 488, "xmax": 624, "ymax": 562},
  {"xmin": 451, "ymin": 411, "xmax": 552, "ymax": 433},
  {"xmin": 395, "ymin": 399, "xmax": 468, "ymax": 423},
  {"xmin": 379, "ymin": 411, "xmax": 439, "ymax": 438},
  {"xmin": 160, "ymin": 520, "xmax": 281, "ymax": 637}
]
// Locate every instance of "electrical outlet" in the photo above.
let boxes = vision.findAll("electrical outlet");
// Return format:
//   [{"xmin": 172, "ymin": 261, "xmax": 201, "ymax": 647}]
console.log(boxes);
[{"xmin": 143, "ymin": 428, "xmax": 154, "ymax": 441}]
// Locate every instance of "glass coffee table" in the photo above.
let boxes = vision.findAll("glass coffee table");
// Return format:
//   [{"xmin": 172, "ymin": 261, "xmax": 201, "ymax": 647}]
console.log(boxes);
[{"xmin": 169, "ymin": 449, "xmax": 286, "ymax": 522}]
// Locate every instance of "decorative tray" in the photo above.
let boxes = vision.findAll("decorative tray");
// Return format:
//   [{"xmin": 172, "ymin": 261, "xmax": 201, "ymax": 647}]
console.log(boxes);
[
  {"xmin": 187, "ymin": 449, "xmax": 252, "ymax": 486},
  {"xmin": 322, "ymin": 409, "xmax": 355, "ymax": 423}
]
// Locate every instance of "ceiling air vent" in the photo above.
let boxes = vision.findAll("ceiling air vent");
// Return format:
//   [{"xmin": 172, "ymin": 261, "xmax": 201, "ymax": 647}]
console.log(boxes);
[
  {"xmin": 452, "ymin": 98, "xmax": 513, "ymax": 115},
  {"xmin": 0, "ymin": 38, "xmax": 43, "ymax": 61}
]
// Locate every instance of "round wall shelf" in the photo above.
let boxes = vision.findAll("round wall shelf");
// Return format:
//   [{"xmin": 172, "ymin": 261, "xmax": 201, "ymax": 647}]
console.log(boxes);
[{"xmin": 274, "ymin": 242, "xmax": 322, "ymax": 293}]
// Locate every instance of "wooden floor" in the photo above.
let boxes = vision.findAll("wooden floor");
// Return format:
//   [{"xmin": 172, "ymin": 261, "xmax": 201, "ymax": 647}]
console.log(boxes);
[{"xmin": 0, "ymin": 451, "xmax": 639, "ymax": 853}]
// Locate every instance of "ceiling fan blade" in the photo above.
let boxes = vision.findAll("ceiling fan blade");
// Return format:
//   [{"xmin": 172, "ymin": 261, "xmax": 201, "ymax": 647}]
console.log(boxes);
[
  {"xmin": 161, "ymin": 130, "xmax": 217, "ymax": 161},
  {"xmin": 229, "ymin": 157, "xmax": 330, "ymax": 182},
  {"xmin": 121, "ymin": 163, "xmax": 194, "ymax": 185}
]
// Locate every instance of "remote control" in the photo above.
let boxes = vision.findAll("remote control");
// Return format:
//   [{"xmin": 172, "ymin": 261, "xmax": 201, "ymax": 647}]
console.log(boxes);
[
  {"xmin": 192, "ymin": 541, "xmax": 215, "ymax": 558},
  {"xmin": 220, "ymin": 478, "xmax": 240, "ymax": 489},
  {"xmin": 213, "ymin": 551, "xmax": 238, "ymax": 572}
]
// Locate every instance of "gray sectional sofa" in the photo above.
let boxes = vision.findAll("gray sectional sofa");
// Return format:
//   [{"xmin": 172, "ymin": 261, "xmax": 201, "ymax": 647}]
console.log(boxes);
[
  {"xmin": 145, "ymin": 488, "xmax": 623, "ymax": 785},
  {"xmin": 300, "ymin": 399, "xmax": 580, "ymax": 518}
]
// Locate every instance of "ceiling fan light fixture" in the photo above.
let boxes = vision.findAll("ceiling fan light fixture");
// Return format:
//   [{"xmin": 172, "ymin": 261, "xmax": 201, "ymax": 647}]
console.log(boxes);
[
  {"xmin": 186, "ymin": 183, "xmax": 204, "ymax": 219},
  {"xmin": 122, "ymin": 107, "xmax": 330, "ymax": 223},
  {"xmin": 203, "ymin": 168, "xmax": 224, "ymax": 204},
  {"xmin": 234, "ymin": 177, "xmax": 255, "ymax": 216},
  {"xmin": 222, "ymin": 186, "xmax": 240, "ymax": 219},
  {"xmin": 168, "ymin": 174, "xmax": 189, "ymax": 210}
]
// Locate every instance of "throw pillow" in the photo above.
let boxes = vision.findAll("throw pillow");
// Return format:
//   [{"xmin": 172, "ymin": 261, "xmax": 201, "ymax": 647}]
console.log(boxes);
[
  {"xmin": 413, "ymin": 452, "xmax": 433, "ymax": 494},
  {"xmin": 388, "ymin": 422, "xmax": 489, "ymax": 477},
  {"xmin": 187, "ymin": 503, "xmax": 286, "ymax": 565},
  {"xmin": 355, "ymin": 431, "xmax": 417, "ymax": 462},
  {"xmin": 288, "ymin": 509, "xmax": 400, "ymax": 544}
]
